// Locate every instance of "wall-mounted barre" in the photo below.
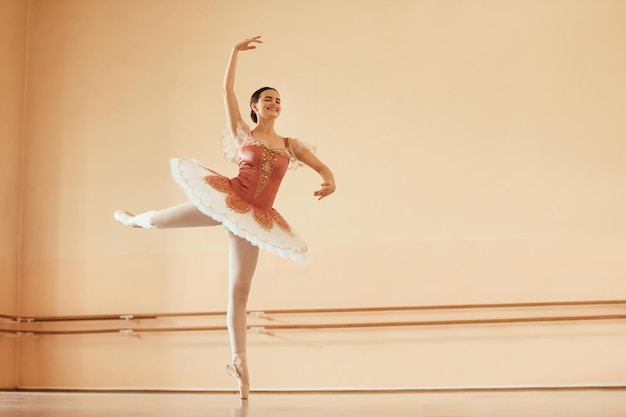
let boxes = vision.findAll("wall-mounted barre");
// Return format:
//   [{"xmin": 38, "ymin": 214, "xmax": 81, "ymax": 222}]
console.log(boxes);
[
  {"xmin": 250, "ymin": 299, "xmax": 626, "ymax": 316},
  {"xmin": 8, "ymin": 313, "xmax": 626, "ymax": 337},
  {"xmin": 4, "ymin": 299, "xmax": 626, "ymax": 337},
  {"xmin": 14, "ymin": 311, "xmax": 226, "ymax": 323},
  {"xmin": 6, "ymin": 298, "xmax": 626, "ymax": 324}
]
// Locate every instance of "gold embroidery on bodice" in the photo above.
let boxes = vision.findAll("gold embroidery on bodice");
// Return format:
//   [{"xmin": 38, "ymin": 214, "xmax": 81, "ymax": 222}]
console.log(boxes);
[{"xmin": 254, "ymin": 147, "xmax": 279, "ymax": 198}]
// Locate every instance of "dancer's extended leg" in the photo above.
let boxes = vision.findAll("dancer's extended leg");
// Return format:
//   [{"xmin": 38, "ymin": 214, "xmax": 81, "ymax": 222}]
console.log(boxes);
[
  {"xmin": 226, "ymin": 232, "xmax": 259, "ymax": 399},
  {"xmin": 114, "ymin": 202, "xmax": 220, "ymax": 229}
]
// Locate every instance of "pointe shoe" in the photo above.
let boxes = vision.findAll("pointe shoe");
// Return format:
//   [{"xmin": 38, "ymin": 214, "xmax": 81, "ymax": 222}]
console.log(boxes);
[
  {"xmin": 226, "ymin": 357, "xmax": 250, "ymax": 399},
  {"xmin": 113, "ymin": 210, "xmax": 139, "ymax": 228}
]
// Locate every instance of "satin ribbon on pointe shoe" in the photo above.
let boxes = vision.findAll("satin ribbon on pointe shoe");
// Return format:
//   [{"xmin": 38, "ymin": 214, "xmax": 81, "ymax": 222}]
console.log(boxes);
[
  {"xmin": 114, "ymin": 210, "xmax": 156, "ymax": 228},
  {"xmin": 113, "ymin": 210, "xmax": 139, "ymax": 227},
  {"xmin": 226, "ymin": 361, "xmax": 250, "ymax": 399}
]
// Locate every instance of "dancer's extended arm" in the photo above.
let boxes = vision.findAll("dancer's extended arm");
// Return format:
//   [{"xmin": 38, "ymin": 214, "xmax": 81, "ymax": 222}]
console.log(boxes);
[
  {"xmin": 223, "ymin": 36, "xmax": 263, "ymax": 142},
  {"xmin": 296, "ymin": 146, "xmax": 336, "ymax": 200}
]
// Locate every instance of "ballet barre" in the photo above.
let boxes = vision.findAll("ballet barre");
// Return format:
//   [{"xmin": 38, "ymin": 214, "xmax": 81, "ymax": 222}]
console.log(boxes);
[
  {"xmin": 4, "ymin": 299, "xmax": 626, "ymax": 337},
  {"xmin": 6, "ymin": 298, "xmax": 626, "ymax": 325}
]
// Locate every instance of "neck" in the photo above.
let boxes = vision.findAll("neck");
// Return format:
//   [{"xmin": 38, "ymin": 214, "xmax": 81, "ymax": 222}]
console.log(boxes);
[{"xmin": 255, "ymin": 118, "xmax": 276, "ymax": 135}]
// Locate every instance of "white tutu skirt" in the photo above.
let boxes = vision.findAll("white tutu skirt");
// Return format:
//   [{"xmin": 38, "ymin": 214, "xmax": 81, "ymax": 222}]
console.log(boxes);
[{"xmin": 169, "ymin": 158, "xmax": 309, "ymax": 262}]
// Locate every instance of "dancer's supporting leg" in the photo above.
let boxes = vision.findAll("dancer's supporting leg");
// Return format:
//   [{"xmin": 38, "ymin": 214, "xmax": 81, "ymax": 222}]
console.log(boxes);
[
  {"xmin": 114, "ymin": 202, "xmax": 220, "ymax": 228},
  {"xmin": 225, "ymin": 232, "xmax": 259, "ymax": 399}
]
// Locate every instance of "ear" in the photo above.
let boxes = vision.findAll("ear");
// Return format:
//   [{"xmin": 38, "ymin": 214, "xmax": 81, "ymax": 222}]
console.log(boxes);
[{"xmin": 251, "ymin": 103, "xmax": 258, "ymax": 112}]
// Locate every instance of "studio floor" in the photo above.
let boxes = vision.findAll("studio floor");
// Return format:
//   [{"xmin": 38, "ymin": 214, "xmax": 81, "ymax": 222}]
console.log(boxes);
[{"xmin": 2, "ymin": 390, "xmax": 626, "ymax": 417}]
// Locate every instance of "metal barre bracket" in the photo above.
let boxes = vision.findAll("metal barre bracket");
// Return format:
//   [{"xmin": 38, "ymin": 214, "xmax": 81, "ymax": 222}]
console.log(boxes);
[
  {"xmin": 120, "ymin": 315, "xmax": 134, "ymax": 321},
  {"xmin": 17, "ymin": 318, "xmax": 35, "ymax": 323},
  {"xmin": 250, "ymin": 311, "xmax": 273, "ymax": 320},
  {"xmin": 249, "ymin": 326, "xmax": 267, "ymax": 333}
]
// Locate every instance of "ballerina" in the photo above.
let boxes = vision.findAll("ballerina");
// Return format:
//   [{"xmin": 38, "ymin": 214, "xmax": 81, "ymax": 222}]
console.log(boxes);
[{"xmin": 114, "ymin": 36, "xmax": 336, "ymax": 398}]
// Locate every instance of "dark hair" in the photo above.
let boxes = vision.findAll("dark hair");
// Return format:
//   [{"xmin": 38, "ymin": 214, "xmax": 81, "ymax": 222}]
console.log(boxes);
[{"xmin": 250, "ymin": 86, "xmax": 278, "ymax": 123}]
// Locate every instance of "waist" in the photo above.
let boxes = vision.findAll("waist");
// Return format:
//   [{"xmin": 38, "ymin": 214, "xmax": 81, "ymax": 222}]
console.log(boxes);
[{"xmin": 230, "ymin": 177, "xmax": 279, "ymax": 211}]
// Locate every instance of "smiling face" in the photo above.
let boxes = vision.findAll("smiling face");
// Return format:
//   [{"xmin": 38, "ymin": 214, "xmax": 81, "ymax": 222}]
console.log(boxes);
[{"xmin": 251, "ymin": 89, "xmax": 281, "ymax": 121}]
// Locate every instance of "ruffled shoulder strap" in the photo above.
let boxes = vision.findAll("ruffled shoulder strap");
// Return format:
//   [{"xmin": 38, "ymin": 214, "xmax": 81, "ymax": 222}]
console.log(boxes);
[
  {"xmin": 285, "ymin": 137, "xmax": 317, "ymax": 170},
  {"xmin": 220, "ymin": 120, "xmax": 254, "ymax": 163}
]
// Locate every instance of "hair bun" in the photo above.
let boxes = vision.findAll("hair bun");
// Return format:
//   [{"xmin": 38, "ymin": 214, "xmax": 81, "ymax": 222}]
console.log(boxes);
[{"xmin": 250, "ymin": 110, "xmax": 257, "ymax": 123}]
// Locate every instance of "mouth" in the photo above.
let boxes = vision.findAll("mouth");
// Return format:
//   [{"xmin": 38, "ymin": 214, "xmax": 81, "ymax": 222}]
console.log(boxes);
[{"xmin": 267, "ymin": 107, "xmax": 279, "ymax": 111}]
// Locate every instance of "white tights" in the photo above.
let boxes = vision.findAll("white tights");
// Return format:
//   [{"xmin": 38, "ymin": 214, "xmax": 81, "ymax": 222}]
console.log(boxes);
[{"xmin": 130, "ymin": 202, "xmax": 259, "ymax": 355}]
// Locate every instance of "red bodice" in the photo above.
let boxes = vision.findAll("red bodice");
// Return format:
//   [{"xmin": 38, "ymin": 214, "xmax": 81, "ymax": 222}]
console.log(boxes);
[
  {"xmin": 229, "ymin": 144, "xmax": 289, "ymax": 211},
  {"xmin": 204, "ymin": 142, "xmax": 292, "ymax": 233}
]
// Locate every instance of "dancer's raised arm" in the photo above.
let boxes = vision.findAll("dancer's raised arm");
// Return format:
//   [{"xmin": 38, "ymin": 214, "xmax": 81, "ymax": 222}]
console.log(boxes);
[{"xmin": 223, "ymin": 36, "xmax": 263, "ymax": 141}]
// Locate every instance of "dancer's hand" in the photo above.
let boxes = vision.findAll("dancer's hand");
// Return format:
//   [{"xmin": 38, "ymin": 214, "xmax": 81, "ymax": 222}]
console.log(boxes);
[
  {"xmin": 235, "ymin": 36, "xmax": 263, "ymax": 51},
  {"xmin": 314, "ymin": 182, "xmax": 336, "ymax": 200}
]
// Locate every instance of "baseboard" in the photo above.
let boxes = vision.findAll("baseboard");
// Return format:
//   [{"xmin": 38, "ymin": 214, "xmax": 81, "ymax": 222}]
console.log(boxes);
[{"xmin": 8, "ymin": 384, "xmax": 626, "ymax": 394}]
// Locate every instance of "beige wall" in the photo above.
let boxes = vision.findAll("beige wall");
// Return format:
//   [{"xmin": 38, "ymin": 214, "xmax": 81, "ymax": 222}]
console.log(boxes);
[
  {"xmin": 12, "ymin": 0, "xmax": 626, "ymax": 390},
  {"xmin": 0, "ymin": 0, "xmax": 29, "ymax": 389}
]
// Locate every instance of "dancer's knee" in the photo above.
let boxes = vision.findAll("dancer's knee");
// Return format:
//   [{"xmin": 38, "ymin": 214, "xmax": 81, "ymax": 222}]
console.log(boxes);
[{"xmin": 230, "ymin": 283, "xmax": 251, "ymax": 305}]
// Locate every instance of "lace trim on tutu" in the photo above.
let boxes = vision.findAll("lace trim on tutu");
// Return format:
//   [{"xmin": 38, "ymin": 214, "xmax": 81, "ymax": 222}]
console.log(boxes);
[{"xmin": 220, "ymin": 120, "xmax": 316, "ymax": 170}]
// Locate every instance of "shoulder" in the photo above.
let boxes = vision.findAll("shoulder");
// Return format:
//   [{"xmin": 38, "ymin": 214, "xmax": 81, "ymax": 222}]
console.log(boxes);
[
  {"xmin": 285, "ymin": 137, "xmax": 316, "ymax": 154},
  {"xmin": 283, "ymin": 137, "xmax": 318, "ymax": 170},
  {"xmin": 221, "ymin": 120, "xmax": 253, "ymax": 162},
  {"xmin": 284, "ymin": 137, "xmax": 304, "ymax": 148},
  {"xmin": 284, "ymin": 137, "xmax": 297, "ymax": 148}
]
